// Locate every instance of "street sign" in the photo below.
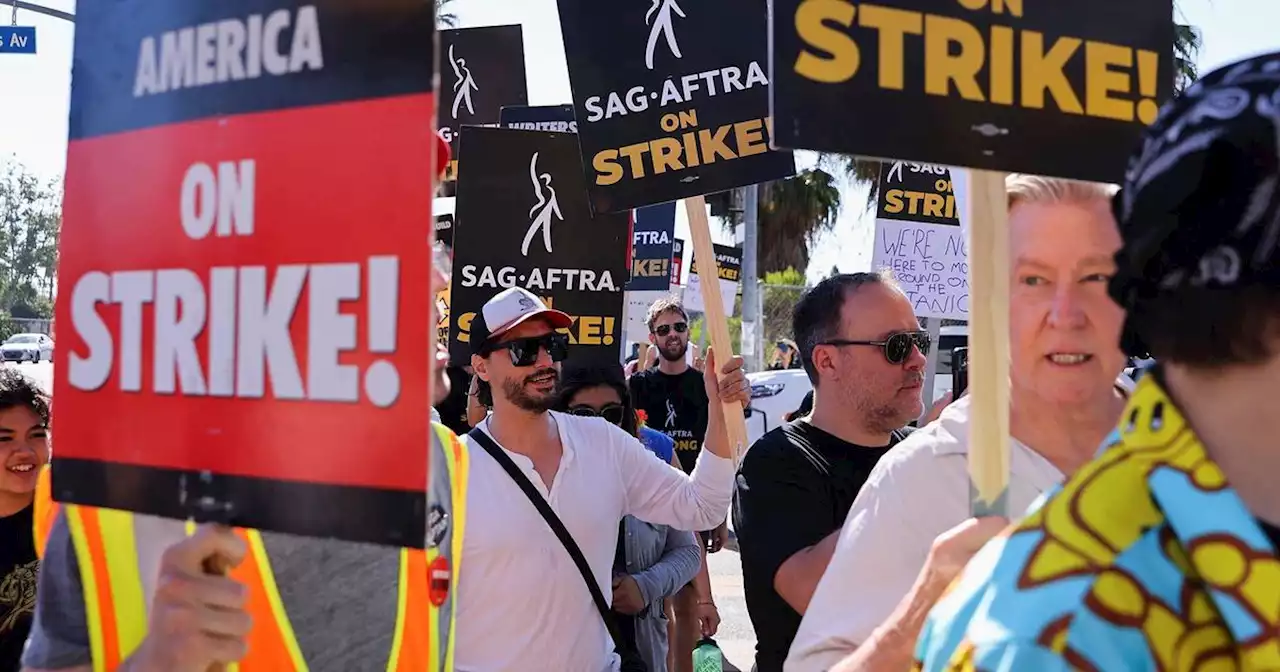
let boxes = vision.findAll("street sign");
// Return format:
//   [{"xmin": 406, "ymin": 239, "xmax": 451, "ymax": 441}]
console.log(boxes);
[{"xmin": 0, "ymin": 26, "xmax": 36, "ymax": 54}]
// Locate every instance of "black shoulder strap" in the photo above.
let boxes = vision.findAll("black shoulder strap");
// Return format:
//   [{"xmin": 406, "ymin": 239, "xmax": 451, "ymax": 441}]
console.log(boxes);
[{"xmin": 467, "ymin": 427, "xmax": 624, "ymax": 647}]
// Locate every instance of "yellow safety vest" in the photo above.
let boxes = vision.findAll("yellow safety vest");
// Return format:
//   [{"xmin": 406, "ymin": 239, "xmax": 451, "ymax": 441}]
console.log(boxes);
[{"xmin": 35, "ymin": 422, "xmax": 467, "ymax": 672}]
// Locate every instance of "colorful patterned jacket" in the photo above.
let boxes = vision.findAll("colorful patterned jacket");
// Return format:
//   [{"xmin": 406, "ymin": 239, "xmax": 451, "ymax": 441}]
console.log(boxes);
[{"xmin": 913, "ymin": 373, "xmax": 1280, "ymax": 671}]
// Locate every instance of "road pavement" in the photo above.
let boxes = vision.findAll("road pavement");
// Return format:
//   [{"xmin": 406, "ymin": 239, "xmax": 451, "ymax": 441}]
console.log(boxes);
[
  {"xmin": 708, "ymin": 541, "xmax": 756, "ymax": 672},
  {"xmin": 5, "ymin": 360, "xmax": 52, "ymax": 392}
]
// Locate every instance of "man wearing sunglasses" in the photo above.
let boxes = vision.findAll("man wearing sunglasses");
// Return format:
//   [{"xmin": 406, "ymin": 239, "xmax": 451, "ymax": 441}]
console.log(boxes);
[
  {"xmin": 455, "ymin": 287, "xmax": 750, "ymax": 671},
  {"xmin": 733, "ymin": 272, "xmax": 923, "ymax": 672},
  {"xmin": 788, "ymin": 175, "xmax": 1134, "ymax": 671}
]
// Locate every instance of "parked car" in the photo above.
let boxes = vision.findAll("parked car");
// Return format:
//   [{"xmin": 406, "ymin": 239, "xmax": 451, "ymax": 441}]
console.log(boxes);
[
  {"xmin": 744, "ymin": 325, "xmax": 968, "ymax": 447},
  {"xmin": 1, "ymin": 333, "xmax": 54, "ymax": 363}
]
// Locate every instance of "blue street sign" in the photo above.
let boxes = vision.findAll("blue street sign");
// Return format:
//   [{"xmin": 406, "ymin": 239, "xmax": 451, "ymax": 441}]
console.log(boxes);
[{"xmin": 0, "ymin": 26, "xmax": 36, "ymax": 54}]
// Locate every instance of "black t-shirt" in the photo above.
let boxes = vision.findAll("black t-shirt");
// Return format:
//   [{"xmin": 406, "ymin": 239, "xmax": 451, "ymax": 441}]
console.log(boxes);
[
  {"xmin": 0, "ymin": 503, "xmax": 37, "ymax": 671},
  {"xmin": 628, "ymin": 368, "xmax": 708, "ymax": 474},
  {"xmin": 732, "ymin": 421, "xmax": 912, "ymax": 672},
  {"xmin": 433, "ymin": 365, "xmax": 474, "ymax": 436}
]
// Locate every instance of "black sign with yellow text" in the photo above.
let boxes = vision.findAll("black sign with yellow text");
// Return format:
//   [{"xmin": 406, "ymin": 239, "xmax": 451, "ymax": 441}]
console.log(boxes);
[
  {"xmin": 771, "ymin": 0, "xmax": 1173, "ymax": 182},
  {"xmin": 875, "ymin": 161, "xmax": 959, "ymax": 226},
  {"xmin": 557, "ymin": 0, "xmax": 796, "ymax": 213},
  {"xmin": 450, "ymin": 127, "xmax": 628, "ymax": 366},
  {"xmin": 438, "ymin": 25, "xmax": 529, "ymax": 181}
]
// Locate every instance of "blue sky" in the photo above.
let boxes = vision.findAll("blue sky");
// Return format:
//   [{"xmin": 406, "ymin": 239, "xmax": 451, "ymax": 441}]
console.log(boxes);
[{"xmin": 2, "ymin": 0, "xmax": 1275, "ymax": 281}]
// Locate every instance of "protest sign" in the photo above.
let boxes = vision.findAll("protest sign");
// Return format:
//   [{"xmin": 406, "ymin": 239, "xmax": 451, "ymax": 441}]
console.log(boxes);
[
  {"xmin": 500, "ymin": 104, "xmax": 578, "ymax": 133},
  {"xmin": 557, "ymin": 0, "xmax": 796, "ymax": 213},
  {"xmin": 439, "ymin": 25, "xmax": 529, "ymax": 181},
  {"xmin": 625, "ymin": 290, "xmax": 673, "ymax": 344},
  {"xmin": 671, "ymin": 237, "xmax": 685, "ymax": 285},
  {"xmin": 450, "ymin": 127, "xmax": 628, "ymax": 367},
  {"xmin": 770, "ymin": 0, "xmax": 1173, "ymax": 182},
  {"xmin": 627, "ymin": 201, "xmax": 677, "ymax": 291},
  {"xmin": 684, "ymin": 244, "xmax": 741, "ymax": 314},
  {"xmin": 53, "ymin": 0, "xmax": 437, "ymax": 547},
  {"xmin": 873, "ymin": 161, "xmax": 969, "ymax": 320}
]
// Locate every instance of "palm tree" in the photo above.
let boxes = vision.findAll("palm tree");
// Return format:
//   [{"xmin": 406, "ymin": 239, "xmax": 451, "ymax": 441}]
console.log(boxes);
[
  {"xmin": 759, "ymin": 8, "xmax": 1204, "ymax": 277},
  {"xmin": 756, "ymin": 169, "xmax": 841, "ymax": 274},
  {"xmin": 436, "ymin": 0, "xmax": 459, "ymax": 28}
]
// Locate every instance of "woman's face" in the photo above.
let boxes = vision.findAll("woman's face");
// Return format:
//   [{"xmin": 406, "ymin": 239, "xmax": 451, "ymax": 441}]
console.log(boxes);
[
  {"xmin": 0, "ymin": 405, "xmax": 49, "ymax": 497},
  {"xmin": 1008, "ymin": 199, "xmax": 1127, "ymax": 407},
  {"xmin": 566, "ymin": 385, "xmax": 625, "ymax": 426}
]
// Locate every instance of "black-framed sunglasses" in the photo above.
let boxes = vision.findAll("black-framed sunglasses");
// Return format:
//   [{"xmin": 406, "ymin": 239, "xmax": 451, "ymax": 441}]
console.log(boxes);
[
  {"xmin": 653, "ymin": 322, "xmax": 689, "ymax": 337},
  {"xmin": 821, "ymin": 330, "xmax": 931, "ymax": 364},
  {"xmin": 490, "ymin": 333, "xmax": 570, "ymax": 367},
  {"xmin": 567, "ymin": 403, "xmax": 627, "ymax": 426}
]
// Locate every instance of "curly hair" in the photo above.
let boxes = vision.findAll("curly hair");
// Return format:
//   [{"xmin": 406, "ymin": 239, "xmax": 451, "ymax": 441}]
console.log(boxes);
[{"xmin": 0, "ymin": 368, "xmax": 50, "ymax": 425}]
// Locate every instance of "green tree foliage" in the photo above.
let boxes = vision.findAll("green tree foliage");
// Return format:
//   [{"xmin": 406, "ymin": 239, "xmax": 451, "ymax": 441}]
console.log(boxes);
[
  {"xmin": 0, "ymin": 159, "xmax": 60, "ymax": 319},
  {"xmin": 761, "ymin": 268, "xmax": 807, "ymax": 344}
]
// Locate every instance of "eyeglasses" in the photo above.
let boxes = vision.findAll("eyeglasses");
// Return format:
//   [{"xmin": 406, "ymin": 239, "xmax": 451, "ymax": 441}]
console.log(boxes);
[
  {"xmin": 567, "ymin": 403, "xmax": 627, "ymax": 426},
  {"xmin": 653, "ymin": 322, "xmax": 688, "ymax": 337},
  {"xmin": 821, "ymin": 330, "xmax": 931, "ymax": 364},
  {"xmin": 490, "ymin": 333, "xmax": 570, "ymax": 367}
]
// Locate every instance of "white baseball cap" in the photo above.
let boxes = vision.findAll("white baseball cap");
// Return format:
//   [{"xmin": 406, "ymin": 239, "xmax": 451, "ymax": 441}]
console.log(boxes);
[{"xmin": 470, "ymin": 287, "xmax": 573, "ymax": 355}]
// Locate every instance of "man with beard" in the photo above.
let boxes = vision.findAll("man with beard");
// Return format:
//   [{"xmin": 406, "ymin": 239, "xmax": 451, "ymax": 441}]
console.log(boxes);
[
  {"xmin": 629, "ymin": 297, "xmax": 727, "ymax": 672},
  {"xmin": 455, "ymin": 287, "xmax": 750, "ymax": 671},
  {"xmin": 733, "ymin": 272, "xmax": 922, "ymax": 672}
]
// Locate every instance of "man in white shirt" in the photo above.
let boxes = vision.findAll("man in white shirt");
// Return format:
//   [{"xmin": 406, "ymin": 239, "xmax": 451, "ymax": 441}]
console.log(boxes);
[
  {"xmin": 454, "ymin": 287, "xmax": 749, "ymax": 671},
  {"xmin": 786, "ymin": 175, "xmax": 1133, "ymax": 671}
]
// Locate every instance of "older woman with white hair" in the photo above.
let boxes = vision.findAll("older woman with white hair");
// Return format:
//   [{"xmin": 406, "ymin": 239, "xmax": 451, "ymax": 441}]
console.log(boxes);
[{"xmin": 783, "ymin": 175, "xmax": 1134, "ymax": 672}]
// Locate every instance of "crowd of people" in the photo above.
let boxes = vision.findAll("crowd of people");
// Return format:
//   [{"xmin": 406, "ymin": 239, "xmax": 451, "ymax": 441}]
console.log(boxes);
[{"xmin": 3, "ymin": 52, "xmax": 1280, "ymax": 672}]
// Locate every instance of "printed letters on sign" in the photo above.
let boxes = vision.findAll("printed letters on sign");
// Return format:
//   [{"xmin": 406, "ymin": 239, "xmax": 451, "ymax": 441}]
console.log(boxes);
[
  {"xmin": 54, "ymin": 0, "xmax": 437, "ymax": 547},
  {"xmin": 500, "ymin": 104, "xmax": 579, "ymax": 134},
  {"xmin": 558, "ymin": 0, "xmax": 795, "ymax": 212},
  {"xmin": 871, "ymin": 162, "xmax": 969, "ymax": 319},
  {"xmin": 449, "ymin": 128, "xmax": 628, "ymax": 366},
  {"xmin": 770, "ymin": 0, "xmax": 1174, "ymax": 181}
]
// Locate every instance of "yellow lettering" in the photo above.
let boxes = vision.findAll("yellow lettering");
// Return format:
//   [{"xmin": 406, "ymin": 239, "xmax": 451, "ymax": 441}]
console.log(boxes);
[
  {"xmin": 651, "ymin": 137, "xmax": 685, "ymax": 174},
  {"xmin": 593, "ymin": 150, "xmax": 624, "ymax": 186},
  {"xmin": 794, "ymin": 0, "xmax": 859, "ymax": 84},
  {"xmin": 579, "ymin": 316, "xmax": 604, "ymax": 345},
  {"xmin": 698, "ymin": 126, "xmax": 737, "ymax": 163},
  {"xmin": 619, "ymin": 143, "xmax": 650, "ymax": 179},
  {"xmin": 858, "ymin": 4, "xmax": 922, "ymax": 90},
  {"xmin": 923, "ymin": 192, "xmax": 946, "ymax": 217},
  {"xmin": 885, "ymin": 188, "xmax": 905, "ymax": 214},
  {"xmin": 457, "ymin": 312, "xmax": 474, "ymax": 343},
  {"xmin": 1021, "ymin": 31, "xmax": 1083, "ymax": 114},
  {"xmin": 989, "ymin": 25, "xmax": 1014, "ymax": 105},
  {"xmin": 1086, "ymin": 40, "xmax": 1134, "ymax": 121},
  {"xmin": 734, "ymin": 119, "xmax": 768, "ymax": 157},
  {"xmin": 924, "ymin": 15, "xmax": 984, "ymax": 101}
]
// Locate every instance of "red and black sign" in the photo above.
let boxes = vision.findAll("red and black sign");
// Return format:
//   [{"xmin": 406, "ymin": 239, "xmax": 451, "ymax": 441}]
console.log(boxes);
[{"xmin": 53, "ymin": 0, "xmax": 437, "ymax": 548}]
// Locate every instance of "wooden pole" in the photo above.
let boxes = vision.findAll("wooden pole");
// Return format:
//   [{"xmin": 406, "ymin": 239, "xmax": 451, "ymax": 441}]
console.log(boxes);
[
  {"xmin": 966, "ymin": 170, "xmax": 1010, "ymax": 517},
  {"xmin": 684, "ymin": 195, "xmax": 750, "ymax": 466}
]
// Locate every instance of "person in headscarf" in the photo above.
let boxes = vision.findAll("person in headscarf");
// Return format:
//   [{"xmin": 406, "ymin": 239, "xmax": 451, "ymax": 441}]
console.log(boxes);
[{"xmin": 913, "ymin": 50, "xmax": 1280, "ymax": 671}]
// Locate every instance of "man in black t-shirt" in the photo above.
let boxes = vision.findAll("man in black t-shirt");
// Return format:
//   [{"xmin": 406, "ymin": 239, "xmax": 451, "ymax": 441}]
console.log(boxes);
[
  {"xmin": 627, "ymin": 296, "xmax": 721, "ymax": 672},
  {"xmin": 0, "ymin": 369, "xmax": 50, "ymax": 670},
  {"xmin": 733, "ymin": 273, "xmax": 930, "ymax": 672}
]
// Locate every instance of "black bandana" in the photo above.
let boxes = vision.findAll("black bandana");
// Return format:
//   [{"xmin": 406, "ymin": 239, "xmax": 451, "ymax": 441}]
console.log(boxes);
[{"xmin": 1109, "ymin": 51, "xmax": 1280, "ymax": 355}]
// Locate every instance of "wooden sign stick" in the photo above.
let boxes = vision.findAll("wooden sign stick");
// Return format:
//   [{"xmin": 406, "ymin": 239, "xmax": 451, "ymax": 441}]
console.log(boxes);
[
  {"xmin": 684, "ymin": 195, "xmax": 750, "ymax": 467},
  {"xmin": 966, "ymin": 169, "xmax": 1011, "ymax": 517}
]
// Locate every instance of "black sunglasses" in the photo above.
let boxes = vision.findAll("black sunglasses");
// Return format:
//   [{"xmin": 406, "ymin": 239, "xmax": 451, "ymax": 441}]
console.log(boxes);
[
  {"xmin": 567, "ymin": 403, "xmax": 627, "ymax": 426},
  {"xmin": 653, "ymin": 322, "xmax": 688, "ymax": 337},
  {"xmin": 490, "ymin": 333, "xmax": 570, "ymax": 367},
  {"xmin": 821, "ymin": 330, "xmax": 931, "ymax": 364}
]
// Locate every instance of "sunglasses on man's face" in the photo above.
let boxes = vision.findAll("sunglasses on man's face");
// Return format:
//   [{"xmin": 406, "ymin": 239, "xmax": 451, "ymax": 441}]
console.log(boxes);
[
  {"xmin": 491, "ymin": 333, "xmax": 570, "ymax": 367},
  {"xmin": 567, "ymin": 403, "xmax": 627, "ymax": 426},
  {"xmin": 821, "ymin": 330, "xmax": 931, "ymax": 365},
  {"xmin": 653, "ymin": 322, "xmax": 688, "ymax": 337}
]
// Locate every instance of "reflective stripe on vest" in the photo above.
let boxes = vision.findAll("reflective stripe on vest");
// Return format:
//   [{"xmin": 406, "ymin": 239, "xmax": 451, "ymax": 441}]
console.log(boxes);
[
  {"xmin": 60, "ymin": 422, "xmax": 467, "ymax": 672},
  {"xmin": 34, "ymin": 464, "xmax": 54, "ymax": 558}
]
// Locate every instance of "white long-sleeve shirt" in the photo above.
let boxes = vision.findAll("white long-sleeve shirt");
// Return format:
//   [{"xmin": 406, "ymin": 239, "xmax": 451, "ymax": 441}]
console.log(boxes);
[{"xmin": 454, "ymin": 411, "xmax": 735, "ymax": 671}]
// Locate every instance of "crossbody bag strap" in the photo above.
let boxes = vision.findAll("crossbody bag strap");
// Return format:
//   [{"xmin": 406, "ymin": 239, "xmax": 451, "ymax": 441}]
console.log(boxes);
[{"xmin": 467, "ymin": 427, "xmax": 624, "ymax": 647}]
